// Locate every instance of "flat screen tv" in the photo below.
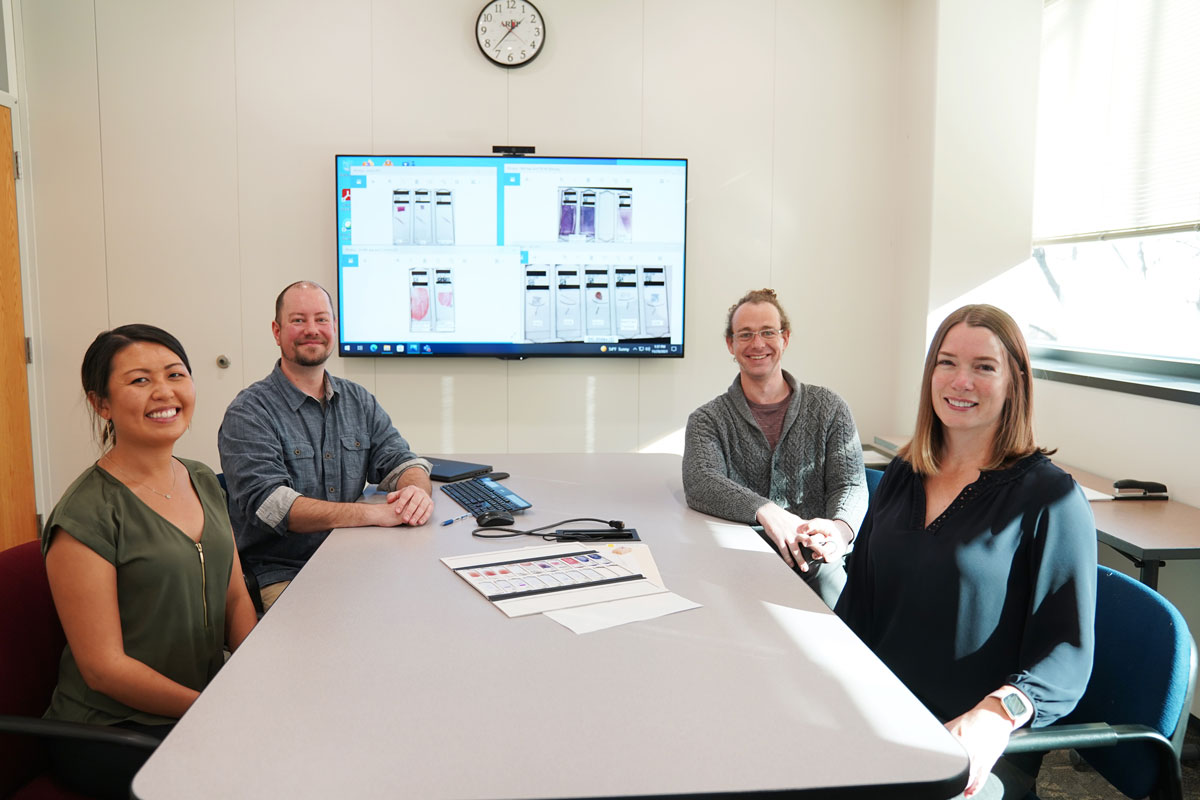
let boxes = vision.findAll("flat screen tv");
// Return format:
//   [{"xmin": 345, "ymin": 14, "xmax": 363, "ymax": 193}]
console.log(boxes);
[{"xmin": 335, "ymin": 154, "xmax": 687, "ymax": 358}]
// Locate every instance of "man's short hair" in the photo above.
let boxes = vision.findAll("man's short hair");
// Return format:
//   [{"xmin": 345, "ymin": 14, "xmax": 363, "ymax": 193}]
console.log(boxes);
[
  {"xmin": 274, "ymin": 281, "xmax": 336, "ymax": 324},
  {"xmin": 724, "ymin": 288, "xmax": 791, "ymax": 339}
]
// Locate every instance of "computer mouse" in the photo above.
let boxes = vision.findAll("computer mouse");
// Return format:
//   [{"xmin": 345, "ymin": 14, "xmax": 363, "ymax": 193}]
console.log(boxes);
[{"xmin": 476, "ymin": 510, "xmax": 515, "ymax": 527}]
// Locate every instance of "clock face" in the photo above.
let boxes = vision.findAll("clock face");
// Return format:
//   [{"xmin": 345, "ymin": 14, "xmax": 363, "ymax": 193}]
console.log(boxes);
[{"xmin": 476, "ymin": 0, "xmax": 545, "ymax": 68}]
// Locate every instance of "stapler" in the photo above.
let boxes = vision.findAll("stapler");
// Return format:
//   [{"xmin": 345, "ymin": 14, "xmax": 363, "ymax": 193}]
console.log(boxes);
[{"xmin": 1112, "ymin": 479, "xmax": 1169, "ymax": 501}]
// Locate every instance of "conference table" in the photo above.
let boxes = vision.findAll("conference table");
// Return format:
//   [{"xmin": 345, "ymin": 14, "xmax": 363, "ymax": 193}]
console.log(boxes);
[{"xmin": 133, "ymin": 453, "xmax": 968, "ymax": 799}]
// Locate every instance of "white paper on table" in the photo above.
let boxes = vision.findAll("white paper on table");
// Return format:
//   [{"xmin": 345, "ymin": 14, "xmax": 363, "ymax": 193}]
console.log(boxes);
[
  {"xmin": 1080, "ymin": 485, "xmax": 1112, "ymax": 502},
  {"xmin": 544, "ymin": 591, "xmax": 702, "ymax": 634}
]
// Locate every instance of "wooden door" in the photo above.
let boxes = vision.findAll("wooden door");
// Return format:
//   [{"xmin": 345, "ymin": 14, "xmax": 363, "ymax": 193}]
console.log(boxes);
[{"xmin": 0, "ymin": 104, "xmax": 39, "ymax": 550}]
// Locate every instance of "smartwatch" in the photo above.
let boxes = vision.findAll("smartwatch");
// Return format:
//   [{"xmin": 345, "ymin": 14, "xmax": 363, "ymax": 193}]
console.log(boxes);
[{"xmin": 991, "ymin": 688, "xmax": 1029, "ymax": 727}]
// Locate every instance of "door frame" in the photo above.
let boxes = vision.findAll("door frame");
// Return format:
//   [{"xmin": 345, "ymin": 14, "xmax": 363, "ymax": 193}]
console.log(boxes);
[{"xmin": 1, "ymin": 45, "xmax": 52, "ymax": 528}]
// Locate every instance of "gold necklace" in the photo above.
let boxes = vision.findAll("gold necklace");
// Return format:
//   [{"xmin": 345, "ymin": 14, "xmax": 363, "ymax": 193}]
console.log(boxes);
[{"xmin": 102, "ymin": 455, "xmax": 179, "ymax": 500}]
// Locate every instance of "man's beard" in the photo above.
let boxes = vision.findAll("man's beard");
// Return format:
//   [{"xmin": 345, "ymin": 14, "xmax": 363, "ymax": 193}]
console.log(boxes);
[{"xmin": 292, "ymin": 341, "xmax": 331, "ymax": 367}]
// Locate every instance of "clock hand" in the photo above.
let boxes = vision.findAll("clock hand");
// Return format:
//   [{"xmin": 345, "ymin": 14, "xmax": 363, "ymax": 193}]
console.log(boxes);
[{"xmin": 494, "ymin": 20, "xmax": 516, "ymax": 48}]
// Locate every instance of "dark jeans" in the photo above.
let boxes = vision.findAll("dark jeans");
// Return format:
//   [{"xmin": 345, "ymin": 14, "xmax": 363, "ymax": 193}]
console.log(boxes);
[{"xmin": 49, "ymin": 720, "xmax": 173, "ymax": 800}]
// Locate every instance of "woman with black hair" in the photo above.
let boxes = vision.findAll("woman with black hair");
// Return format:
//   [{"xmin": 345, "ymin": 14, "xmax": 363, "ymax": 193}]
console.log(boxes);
[{"xmin": 41, "ymin": 324, "xmax": 256, "ymax": 799}]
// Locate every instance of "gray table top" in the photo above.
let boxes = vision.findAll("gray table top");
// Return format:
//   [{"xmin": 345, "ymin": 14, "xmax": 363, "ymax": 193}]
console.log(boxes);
[{"xmin": 133, "ymin": 453, "xmax": 967, "ymax": 799}]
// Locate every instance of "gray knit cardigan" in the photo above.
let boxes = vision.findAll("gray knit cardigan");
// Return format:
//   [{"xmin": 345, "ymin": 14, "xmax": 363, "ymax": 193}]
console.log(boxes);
[{"xmin": 682, "ymin": 370, "xmax": 868, "ymax": 531}]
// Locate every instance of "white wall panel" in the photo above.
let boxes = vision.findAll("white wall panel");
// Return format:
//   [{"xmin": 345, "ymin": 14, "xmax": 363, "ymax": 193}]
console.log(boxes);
[
  {"xmin": 92, "ymin": 0, "xmax": 239, "ymax": 469},
  {"xmin": 371, "ymin": 0, "xmax": 508, "ymax": 154},
  {"xmin": 18, "ymin": 0, "xmax": 109, "ymax": 497},
  {"xmin": 233, "ymin": 0, "xmax": 374, "ymax": 392},
  {"xmin": 506, "ymin": 359, "xmax": 640, "ymax": 453},
  {"xmin": 637, "ymin": 0, "xmax": 776, "ymax": 452},
  {"xmin": 505, "ymin": 0, "xmax": 643, "ymax": 155},
  {"xmin": 771, "ymin": 0, "xmax": 904, "ymax": 443},
  {"xmin": 375, "ymin": 357, "xmax": 509, "ymax": 455}
]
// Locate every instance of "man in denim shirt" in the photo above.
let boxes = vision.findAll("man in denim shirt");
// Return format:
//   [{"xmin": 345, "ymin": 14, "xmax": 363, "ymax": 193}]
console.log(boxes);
[{"xmin": 218, "ymin": 281, "xmax": 432, "ymax": 610}]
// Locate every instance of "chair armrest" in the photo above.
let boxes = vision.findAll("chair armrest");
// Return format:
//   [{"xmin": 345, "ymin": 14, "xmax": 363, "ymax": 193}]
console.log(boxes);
[
  {"xmin": 1005, "ymin": 721, "xmax": 1174, "ymax": 756},
  {"xmin": 1005, "ymin": 722, "xmax": 1118, "ymax": 753},
  {"xmin": 0, "ymin": 714, "xmax": 160, "ymax": 751}
]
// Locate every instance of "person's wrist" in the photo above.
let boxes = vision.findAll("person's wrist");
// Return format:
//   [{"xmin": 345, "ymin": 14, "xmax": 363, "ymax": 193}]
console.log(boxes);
[{"xmin": 986, "ymin": 687, "xmax": 1032, "ymax": 730}]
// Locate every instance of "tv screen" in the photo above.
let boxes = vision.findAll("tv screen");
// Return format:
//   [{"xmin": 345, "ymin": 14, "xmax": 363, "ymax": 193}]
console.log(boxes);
[{"xmin": 335, "ymin": 155, "xmax": 687, "ymax": 358}]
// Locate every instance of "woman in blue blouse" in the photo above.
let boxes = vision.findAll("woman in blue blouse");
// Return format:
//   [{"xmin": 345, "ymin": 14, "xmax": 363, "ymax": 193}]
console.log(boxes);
[{"xmin": 836, "ymin": 305, "xmax": 1096, "ymax": 799}]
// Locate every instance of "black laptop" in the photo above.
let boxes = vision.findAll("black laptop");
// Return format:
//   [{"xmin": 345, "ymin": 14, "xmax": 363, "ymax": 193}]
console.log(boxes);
[{"xmin": 427, "ymin": 457, "xmax": 493, "ymax": 482}]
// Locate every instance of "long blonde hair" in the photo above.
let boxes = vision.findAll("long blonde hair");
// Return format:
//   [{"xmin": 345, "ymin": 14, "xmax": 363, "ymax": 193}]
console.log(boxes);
[{"xmin": 900, "ymin": 304, "xmax": 1051, "ymax": 475}]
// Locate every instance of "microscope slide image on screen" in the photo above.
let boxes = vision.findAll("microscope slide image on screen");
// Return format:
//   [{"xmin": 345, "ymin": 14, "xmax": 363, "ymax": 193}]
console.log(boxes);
[
  {"xmin": 557, "ymin": 188, "xmax": 632, "ymax": 243},
  {"xmin": 409, "ymin": 267, "xmax": 455, "ymax": 333},
  {"xmin": 409, "ymin": 269, "xmax": 432, "ymax": 333},
  {"xmin": 434, "ymin": 268, "xmax": 455, "ymax": 332},
  {"xmin": 523, "ymin": 264, "xmax": 671, "ymax": 343},
  {"xmin": 393, "ymin": 189, "xmax": 455, "ymax": 246},
  {"xmin": 524, "ymin": 267, "xmax": 552, "ymax": 341}
]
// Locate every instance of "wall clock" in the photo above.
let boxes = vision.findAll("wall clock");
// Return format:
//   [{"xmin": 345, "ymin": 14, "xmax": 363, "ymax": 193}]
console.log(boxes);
[{"xmin": 476, "ymin": 0, "xmax": 545, "ymax": 68}]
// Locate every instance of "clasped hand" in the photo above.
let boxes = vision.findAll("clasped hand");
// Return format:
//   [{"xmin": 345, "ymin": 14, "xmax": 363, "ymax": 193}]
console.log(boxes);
[
  {"xmin": 375, "ymin": 485, "xmax": 433, "ymax": 527},
  {"xmin": 756, "ymin": 504, "xmax": 846, "ymax": 571}
]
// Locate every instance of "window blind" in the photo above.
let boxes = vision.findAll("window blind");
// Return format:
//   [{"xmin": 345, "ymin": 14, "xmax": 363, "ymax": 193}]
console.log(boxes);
[{"xmin": 1033, "ymin": 0, "xmax": 1200, "ymax": 242}]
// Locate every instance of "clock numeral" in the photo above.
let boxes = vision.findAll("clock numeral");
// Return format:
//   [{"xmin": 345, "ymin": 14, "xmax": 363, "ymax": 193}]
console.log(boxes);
[
  {"xmin": 506, "ymin": 0, "xmax": 516, "ymax": 8},
  {"xmin": 492, "ymin": 2, "xmax": 502, "ymax": 11},
  {"xmin": 482, "ymin": 13, "xmax": 492, "ymax": 22},
  {"xmin": 520, "ymin": 49, "xmax": 526, "ymax": 59},
  {"xmin": 494, "ymin": 48, "xmax": 501, "ymax": 57},
  {"xmin": 480, "ymin": 25, "xmax": 487, "ymax": 33},
  {"xmin": 530, "ymin": 40, "xmax": 537, "ymax": 49},
  {"xmin": 507, "ymin": 53, "xmax": 514, "ymax": 62},
  {"xmin": 484, "ymin": 39, "xmax": 491, "ymax": 47},
  {"xmin": 531, "ymin": 14, "xmax": 538, "ymax": 22},
  {"xmin": 534, "ymin": 27, "xmax": 540, "ymax": 36}
]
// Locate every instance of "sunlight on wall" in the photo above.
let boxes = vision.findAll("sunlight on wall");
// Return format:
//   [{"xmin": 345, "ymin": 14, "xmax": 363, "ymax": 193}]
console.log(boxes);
[{"xmin": 638, "ymin": 426, "xmax": 686, "ymax": 455}]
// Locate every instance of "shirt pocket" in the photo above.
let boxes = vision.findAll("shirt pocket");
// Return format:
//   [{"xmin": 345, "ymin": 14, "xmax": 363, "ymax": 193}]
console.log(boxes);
[
  {"xmin": 283, "ymin": 440, "xmax": 317, "ymax": 495},
  {"xmin": 339, "ymin": 434, "xmax": 370, "ymax": 484}
]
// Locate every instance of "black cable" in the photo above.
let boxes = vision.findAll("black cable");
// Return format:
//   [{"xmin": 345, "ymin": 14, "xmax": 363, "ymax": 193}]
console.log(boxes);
[{"xmin": 471, "ymin": 517, "xmax": 623, "ymax": 539}]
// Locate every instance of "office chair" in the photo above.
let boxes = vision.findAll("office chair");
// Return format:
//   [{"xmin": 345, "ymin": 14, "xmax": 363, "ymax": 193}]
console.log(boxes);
[
  {"xmin": 216, "ymin": 472, "xmax": 264, "ymax": 616},
  {"xmin": 864, "ymin": 467, "xmax": 884, "ymax": 502},
  {"xmin": 1004, "ymin": 564, "xmax": 1198, "ymax": 800},
  {"xmin": 0, "ymin": 540, "xmax": 159, "ymax": 799}
]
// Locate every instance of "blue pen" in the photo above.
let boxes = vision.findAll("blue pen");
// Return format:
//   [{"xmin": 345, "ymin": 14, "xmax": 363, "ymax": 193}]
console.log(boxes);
[{"xmin": 441, "ymin": 513, "xmax": 472, "ymax": 526}]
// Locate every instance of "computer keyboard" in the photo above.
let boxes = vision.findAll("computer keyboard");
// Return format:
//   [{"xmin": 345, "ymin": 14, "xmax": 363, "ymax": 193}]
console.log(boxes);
[{"xmin": 440, "ymin": 476, "xmax": 533, "ymax": 517}]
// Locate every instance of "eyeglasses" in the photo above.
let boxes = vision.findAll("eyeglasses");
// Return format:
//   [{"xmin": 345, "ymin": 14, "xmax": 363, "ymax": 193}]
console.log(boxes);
[{"xmin": 732, "ymin": 329, "xmax": 783, "ymax": 343}]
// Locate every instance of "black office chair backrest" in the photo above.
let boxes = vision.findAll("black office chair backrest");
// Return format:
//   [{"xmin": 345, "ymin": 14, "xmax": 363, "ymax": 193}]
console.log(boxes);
[{"xmin": 1063, "ymin": 565, "xmax": 1197, "ymax": 798}]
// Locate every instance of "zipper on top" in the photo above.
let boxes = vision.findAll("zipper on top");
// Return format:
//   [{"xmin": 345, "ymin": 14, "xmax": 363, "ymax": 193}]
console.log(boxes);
[{"xmin": 195, "ymin": 542, "xmax": 209, "ymax": 628}]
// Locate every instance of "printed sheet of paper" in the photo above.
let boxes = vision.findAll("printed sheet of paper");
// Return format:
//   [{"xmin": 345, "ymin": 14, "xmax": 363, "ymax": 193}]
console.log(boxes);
[{"xmin": 442, "ymin": 543, "xmax": 663, "ymax": 618}]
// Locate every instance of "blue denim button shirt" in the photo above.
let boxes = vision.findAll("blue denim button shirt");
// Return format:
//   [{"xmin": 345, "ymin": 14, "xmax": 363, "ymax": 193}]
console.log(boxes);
[{"xmin": 218, "ymin": 361, "xmax": 429, "ymax": 586}]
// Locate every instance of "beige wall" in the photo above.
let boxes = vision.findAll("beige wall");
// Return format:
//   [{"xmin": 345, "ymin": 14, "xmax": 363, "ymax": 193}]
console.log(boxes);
[
  {"xmin": 14, "ymin": 0, "xmax": 1200, "ymax": 710},
  {"xmin": 16, "ymin": 0, "xmax": 929, "ymax": 498}
]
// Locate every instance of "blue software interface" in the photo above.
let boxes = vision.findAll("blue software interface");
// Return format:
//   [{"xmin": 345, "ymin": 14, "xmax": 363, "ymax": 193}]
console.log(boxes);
[{"xmin": 336, "ymin": 155, "xmax": 687, "ymax": 357}]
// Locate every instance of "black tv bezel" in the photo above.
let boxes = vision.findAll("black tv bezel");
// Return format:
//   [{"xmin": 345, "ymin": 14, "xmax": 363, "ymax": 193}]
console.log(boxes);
[{"xmin": 334, "ymin": 153, "xmax": 687, "ymax": 360}]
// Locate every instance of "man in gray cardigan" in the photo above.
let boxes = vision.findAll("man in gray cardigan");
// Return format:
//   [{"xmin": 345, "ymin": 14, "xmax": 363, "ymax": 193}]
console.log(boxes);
[{"xmin": 683, "ymin": 289, "xmax": 868, "ymax": 607}]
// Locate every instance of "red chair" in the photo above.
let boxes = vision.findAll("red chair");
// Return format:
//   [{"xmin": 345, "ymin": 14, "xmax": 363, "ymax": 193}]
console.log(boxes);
[{"xmin": 0, "ymin": 541, "xmax": 157, "ymax": 799}]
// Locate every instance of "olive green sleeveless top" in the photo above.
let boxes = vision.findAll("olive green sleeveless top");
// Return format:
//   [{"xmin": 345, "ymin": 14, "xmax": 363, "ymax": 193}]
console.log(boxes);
[{"xmin": 40, "ymin": 458, "xmax": 233, "ymax": 726}]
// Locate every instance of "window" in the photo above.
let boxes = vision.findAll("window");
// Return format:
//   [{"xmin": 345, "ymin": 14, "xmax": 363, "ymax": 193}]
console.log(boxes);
[{"xmin": 995, "ymin": 1, "xmax": 1200, "ymax": 403}]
